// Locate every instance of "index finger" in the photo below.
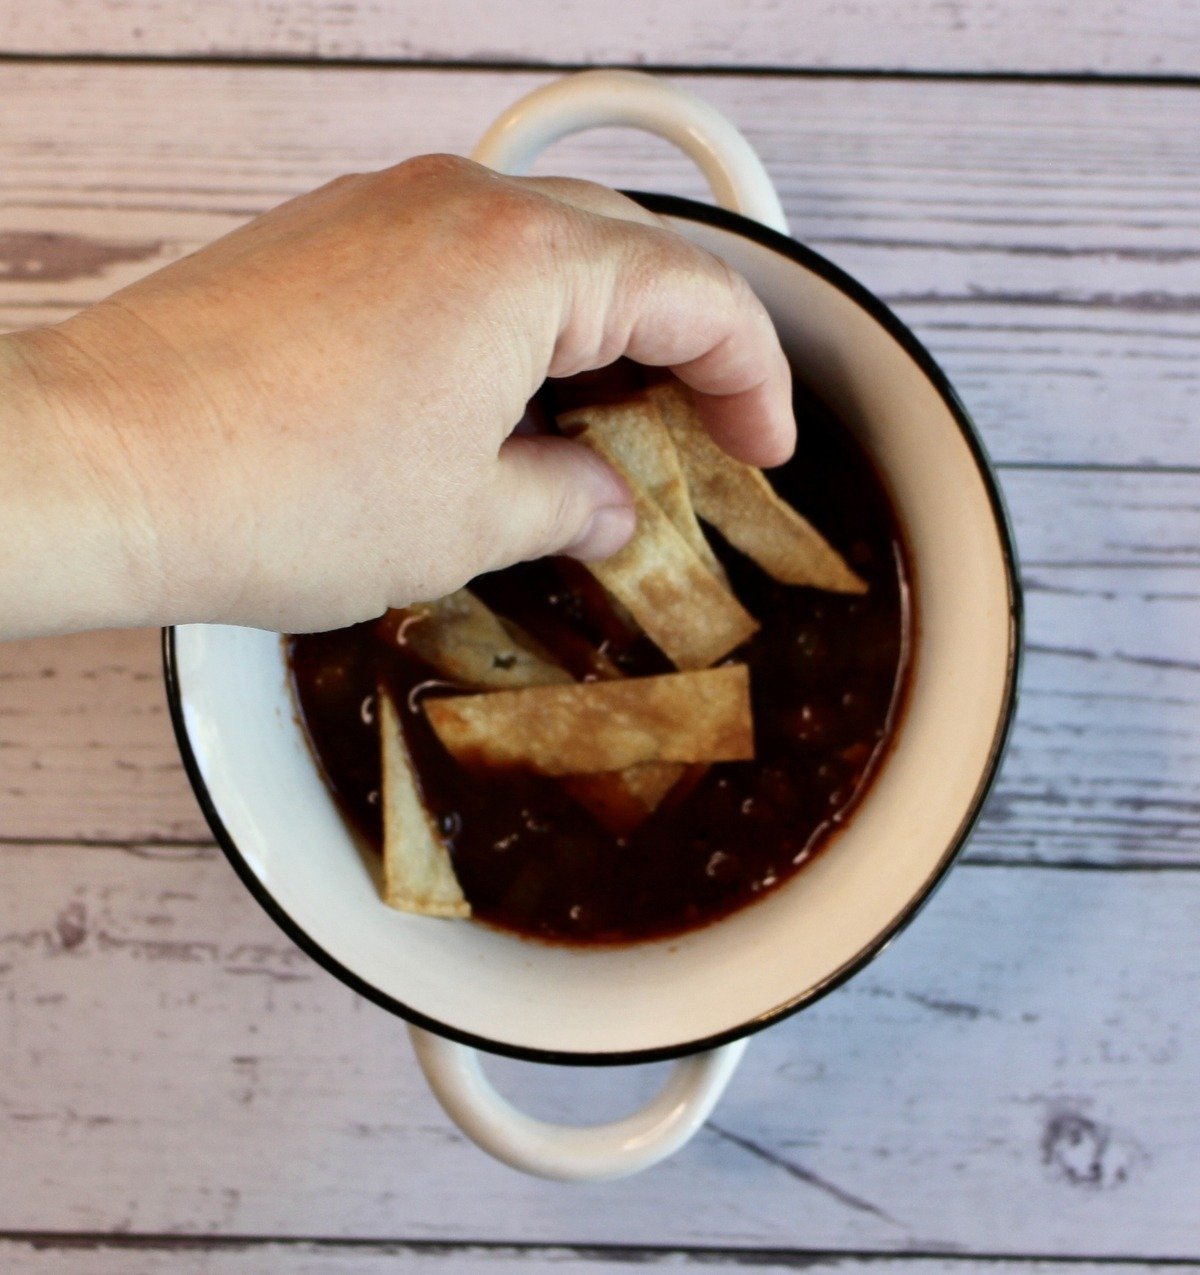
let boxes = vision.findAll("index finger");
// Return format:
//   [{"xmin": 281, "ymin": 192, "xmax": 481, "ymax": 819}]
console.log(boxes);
[{"xmin": 514, "ymin": 174, "xmax": 796, "ymax": 468}]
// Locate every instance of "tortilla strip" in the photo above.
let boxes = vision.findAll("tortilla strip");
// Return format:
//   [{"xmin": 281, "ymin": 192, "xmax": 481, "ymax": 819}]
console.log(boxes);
[
  {"xmin": 558, "ymin": 397, "xmax": 727, "ymax": 583},
  {"xmin": 565, "ymin": 648, "xmax": 689, "ymax": 831},
  {"xmin": 401, "ymin": 590, "xmax": 686, "ymax": 830},
  {"xmin": 561, "ymin": 762, "xmax": 686, "ymax": 837},
  {"xmin": 396, "ymin": 590, "xmax": 571, "ymax": 689},
  {"xmin": 569, "ymin": 428, "xmax": 759, "ymax": 669},
  {"xmin": 424, "ymin": 665, "xmax": 754, "ymax": 776},
  {"xmin": 648, "ymin": 380, "xmax": 867, "ymax": 594},
  {"xmin": 379, "ymin": 689, "xmax": 470, "ymax": 918}
]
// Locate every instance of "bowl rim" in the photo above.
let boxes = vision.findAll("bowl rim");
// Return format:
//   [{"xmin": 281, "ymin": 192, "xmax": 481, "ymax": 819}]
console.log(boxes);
[{"xmin": 162, "ymin": 191, "xmax": 1024, "ymax": 1067}]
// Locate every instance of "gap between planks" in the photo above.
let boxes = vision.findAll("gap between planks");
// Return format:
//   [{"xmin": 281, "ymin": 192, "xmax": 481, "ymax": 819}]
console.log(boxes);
[
  {"xmin": 0, "ymin": 1234, "xmax": 1199, "ymax": 1266},
  {"xmin": 1, "ymin": 49, "xmax": 1200, "ymax": 89}
]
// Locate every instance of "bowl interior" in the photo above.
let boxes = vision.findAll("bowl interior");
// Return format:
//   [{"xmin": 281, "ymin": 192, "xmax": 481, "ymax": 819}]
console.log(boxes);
[{"xmin": 168, "ymin": 206, "xmax": 1018, "ymax": 1063}]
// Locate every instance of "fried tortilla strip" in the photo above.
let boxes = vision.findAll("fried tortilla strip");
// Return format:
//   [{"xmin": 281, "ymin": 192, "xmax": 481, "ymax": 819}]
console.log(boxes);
[
  {"xmin": 561, "ymin": 762, "xmax": 686, "ymax": 837},
  {"xmin": 563, "ymin": 646, "xmax": 688, "ymax": 833},
  {"xmin": 648, "ymin": 380, "xmax": 867, "ymax": 594},
  {"xmin": 568, "ymin": 429, "xmax": 758, "ymax": 669},
  {"xmin": 379, "ymin": 689, "xmax": 470, "ymax": 918},
  {"xmin": 425, "ymin": 665, "xmax": 754, "ymax": 776},
  {"xmin": 401, "ymin": 590, "xmax": 685, "ymax": 830},
  {"xmin": 396, "ymin": 590, "xmax": 571, "ymax": 690},
  {"xmin": 558, "ymin": 397, "xmax": 727, "ymax": 583}
]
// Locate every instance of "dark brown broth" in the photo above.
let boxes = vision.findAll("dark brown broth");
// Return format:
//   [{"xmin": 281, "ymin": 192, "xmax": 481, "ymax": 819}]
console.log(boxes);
[{"xmin": 287, "ymin": 378, "xmax": 911, "ymax": 944}]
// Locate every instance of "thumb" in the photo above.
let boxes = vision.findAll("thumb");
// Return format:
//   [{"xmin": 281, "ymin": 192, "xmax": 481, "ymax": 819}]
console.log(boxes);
[{"xmin": 486, "ymin": 433, "xmax": 636, "ymax": 568}]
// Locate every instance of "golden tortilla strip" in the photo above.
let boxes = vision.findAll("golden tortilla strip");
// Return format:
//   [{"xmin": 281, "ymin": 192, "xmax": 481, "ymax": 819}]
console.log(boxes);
[
  {"xmin": 561, "ymin": 762, "xmax": 687, "ymax": 837},
  {"xmin": 558, "ymin": 641, "xmax": 689, "ymax": 831},
  {"xmin": 424, "ymin": 665, "xmax": 754, "ymax": 776},
  {"xmin": 404, "ymin": 591, "xmax": 685, "ymax": 829},
  {"xmin": 560, "ymin": 640, "xmax": 687, "ymax": 831},
  {"xmin": 558, "ymin": 397, "xmax": 727, "ymax": 583},
  {"xmin": 569, "ymin": 429, "xmax": 759, "ymax": 669},
  {"xmin": 648, "ymin": 380, "xmax": 867, "ymax": 594},
  {"xmin": 379, "ymin": 689, "xmax": 470, "ymax": 918},
  {"xmin": 395, "ymin": 590, "xmax": 571, "ymax": 690}
]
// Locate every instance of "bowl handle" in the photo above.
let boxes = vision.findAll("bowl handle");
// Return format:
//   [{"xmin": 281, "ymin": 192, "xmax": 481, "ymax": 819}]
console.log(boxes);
[
  {"xmin": 413, "ymin": 69, "xmax": 765, "ymax": 1182},
  {"xmin": 409, "ymin": 1025, "xmax": 748, "ymax": 1181},
  {"xmin": 471, "ymin": 67, "xmax": 789, "ymax": 234}
]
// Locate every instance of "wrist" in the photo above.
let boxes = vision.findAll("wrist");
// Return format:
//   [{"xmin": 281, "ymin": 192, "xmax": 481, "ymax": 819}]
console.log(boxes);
[{"xmin": 0, "ymin": 323, "xmax": 168, "ymax": 638}]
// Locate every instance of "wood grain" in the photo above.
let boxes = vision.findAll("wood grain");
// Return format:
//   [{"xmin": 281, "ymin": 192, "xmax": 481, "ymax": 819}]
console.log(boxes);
[
  {"xmin": 1, "ymin": 65, "xmax": 1197, "ymax": 467},
  {"xmin": 0, "ymin": 840, "xmax": 1196, "ymax": 1251},
  {"xmin": 2, "ymin": 0, "xmax": 1200, "ymax": 76},
  {"xmin": 1, "ymin": 469, "xmax": 1192, "ymax": 866}
]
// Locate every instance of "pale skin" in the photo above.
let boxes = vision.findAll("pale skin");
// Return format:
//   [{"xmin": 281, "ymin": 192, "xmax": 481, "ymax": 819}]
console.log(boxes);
[{"xmin": 0, "ymin": 154, "xmax": 795, "ymax": 642}]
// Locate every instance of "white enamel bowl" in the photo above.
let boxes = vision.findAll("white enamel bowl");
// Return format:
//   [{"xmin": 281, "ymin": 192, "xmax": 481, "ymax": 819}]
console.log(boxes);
[{"xmin": 165, "ymin": 70, "xmax": 1020, "ymax": 1181}]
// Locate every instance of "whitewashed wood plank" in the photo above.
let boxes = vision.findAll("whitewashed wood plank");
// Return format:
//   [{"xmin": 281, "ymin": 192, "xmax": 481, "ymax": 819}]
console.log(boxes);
[
  {"xmin": 1013, "ymin": 469, "xmax": 1200, "ymax": 569},
  {"xmin": 0, "ymin": 842, "xmax": 1196, "ymax": 1251},
  {"xmin": 2, "ymin": 468, "xmax": 1195, "ymax": 865},
  {"xmin": 1, "ymin": 65, "xmax": 1197, "ymax": 467},
  {"xmin": 0, "ymin": 627, "xmax": 196, "ymax": 843},
  {"xmin": 989, "ymin": 565, "xmax": 1200, "ymax": 866},
  {"xmin": 2, "ymin": 0, "xmax": 1200, "ymax": 76},
  {"xmin": 0, "ymin": 1246, "xmax": 1193, "ymax": 1275}
]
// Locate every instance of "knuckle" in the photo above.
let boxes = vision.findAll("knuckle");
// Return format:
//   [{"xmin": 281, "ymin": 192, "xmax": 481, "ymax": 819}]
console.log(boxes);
[
  {"xmin": 322, "ymin": 170, "xmax": 364, "ymax": 191},
  {"xmin": 538, "ymin": 177, "xmax": 663, "ymax": 229},
  {"xmin": 715, "ymin": 253, "xmax": 758, "ymax": 311},
  {"xmin": 371, "ymin": 158, "xmax": 587, "ymax": 269},
  {"xmin": 543, "ymin": 175, "xmax": 604, "ymax": 198},
  {"xmin": 384, "ymin": 151, "xmax": 474, "ymax": 189},
  {"xmin": 499, "ymin": 463, "xmax": 588, "ymax": 564},
  {"xmin": 456, "ymin": 479, "xmax": 515, "ymax": 572},
  {"xmin": 624, "ymin": 225, "xmax": 679, "ymax": 296},
  {"xmin": 474, "ymin": 186, "xmax": 561, "ymax": 260},
  {"xmin": 545, "ymin": 483, "xmax": 582, "ymax": 547},
  {"xmin": 539, "ymin": 175, "xmax": 620, "ymax": 211},
  {"xmin": 523, "ymin": 483, "xmax": 584, "ymax": 561}
]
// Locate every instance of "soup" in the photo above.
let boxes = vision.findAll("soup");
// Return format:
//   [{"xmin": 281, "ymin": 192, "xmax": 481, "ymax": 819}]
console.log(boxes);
[{"xmin": 288, "ymin": 374, "xmax": 912, "ymax": 944}]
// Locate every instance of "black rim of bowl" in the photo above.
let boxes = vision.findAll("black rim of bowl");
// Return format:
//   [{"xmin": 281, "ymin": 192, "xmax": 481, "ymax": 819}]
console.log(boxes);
[{"xmin": 162, "ymin": 191, "xmax": 1024, "ymax": 1067}]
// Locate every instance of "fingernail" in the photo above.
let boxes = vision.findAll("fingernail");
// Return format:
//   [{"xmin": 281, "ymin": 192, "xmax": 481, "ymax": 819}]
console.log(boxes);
[{"xmin": 563, "ymin": 504, "xmax": 637, "ymax": 562}]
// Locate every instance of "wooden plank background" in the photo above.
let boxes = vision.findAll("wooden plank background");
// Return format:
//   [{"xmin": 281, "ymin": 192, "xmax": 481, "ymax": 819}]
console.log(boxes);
[
  {"xmin": 2, "ymin": 0, "xmax": 1200, "ymax": 75},
  {"xmin": 3, "ymin": 67, "xmax": 1197, "ymax": 469},
  {"xmin": 0, "ymin": 3, "xmax": 1197, "ymax": 1271}
]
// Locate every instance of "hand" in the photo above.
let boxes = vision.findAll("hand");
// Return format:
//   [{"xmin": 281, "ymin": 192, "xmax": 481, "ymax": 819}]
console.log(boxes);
[{"xmin": 0, "ymin": 154, "xmax": 794, "ymax": 639}]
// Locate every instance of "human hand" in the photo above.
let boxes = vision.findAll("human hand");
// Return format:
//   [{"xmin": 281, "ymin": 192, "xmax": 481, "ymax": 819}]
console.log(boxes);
[{"xmin": 1, "ymin": 154, "xmax": 793, "ymax": 638}]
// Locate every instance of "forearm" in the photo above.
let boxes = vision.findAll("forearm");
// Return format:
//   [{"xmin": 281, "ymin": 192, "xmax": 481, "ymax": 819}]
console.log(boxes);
[
  {"xmin": 0, "ymin": 158, "xmax": 793, "ymax": 642},
  {"xmin": 0, "ymin": 326, "xmax": 164, "ymax": 639}
]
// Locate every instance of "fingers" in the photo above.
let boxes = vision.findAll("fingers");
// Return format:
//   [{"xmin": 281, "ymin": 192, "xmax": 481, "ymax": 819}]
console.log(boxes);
[
  {"xmin": 485, "ymin": 433, "xmax": 636, "ymax": 568},
  {"xmin": 382, "ymin": 160, "xmax": 793, "ymax": 469},
  {"xmin": 599, "ymin": 227, "xmax": 794, "ymax": 467},
  {"xmin": 514, "ymin": 179, "xmax": 795, "ymax": 467},
  {"xmin": 667, "ymin": 299, "xmax": 795, "ymax": 470}
]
